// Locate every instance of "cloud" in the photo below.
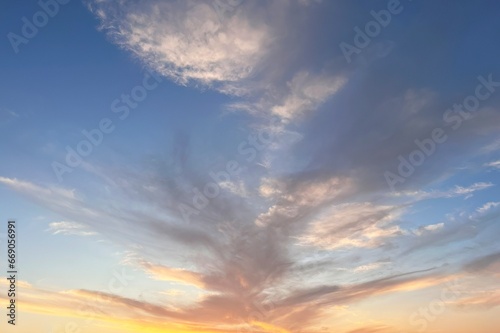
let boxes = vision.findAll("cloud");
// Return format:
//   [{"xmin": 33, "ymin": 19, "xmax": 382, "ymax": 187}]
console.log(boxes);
[
  {"xmin": 298, "ymin": 202, "xmax": 404, "ymax": 250},
  {"xmin": 137, "ymin": 260, "xmax": 206, "ymax": 289},
  {"xmin": 0, "ymin": 108, "xmax": 19, "ymax": 125},
  {"xmin": 0, "ymin": 176, "xmax": 77, "ymax": 201},
  {"xmin": 256, "ymin": 176, "xmax": 354, "ymax": 227},
  {"xmin": 161, "ymin": 289, "xmax": 185, "ymax": 297},
  {"xmin": 274, "ymin": 269, "xmax": 451, "ymax": 310},
  {"xmin": 480, "ymin": 138, "xmax": 500, "ymax": 154},
  {"xmin": 401, "ymin": 203, "xmax": 500, "ymax": 256},
  {"xmin": 218, "ymin": 179, "xmax": 248, "ymax": 198},
  {"xmin": 251, "ymin": 321, "xmax": 291, "ymax": 333},
  {"xmin": 7, "ymin": 2, "xmax": 500, "ymax": 332},
  {"xmin": 47, "ymin": 221, "xmax": 97, "ymax": 236},
  {"xmin": 347, "ymin": 326, "xmax": 397, "ymax": 333},
  {"xmin": 2, "ymin": 169, "xmax": 479, "ymax": 331},
  {"xmin": 0, "ymin": 279, "xmax": 32, "ymax": 289},
  {"xmin": 463, "ymin": 251, "xmax": 500, "ymax": 275},
  {"xmin": 412, "ymin": 222, "xmax": 444, "ymax": 236},
  {"xmin": 86, "ymin": 0, "xmax": 347, "ymax": 125},
  {"xmin": 477, "ymin": 201, "xmax": 500, "ymax": 214},
  {"xmin": 353, "ymin": 262, "xmax": 389, "ymax": 273},
  {"xmin": 0, "ymin": 284, "xmax": 217, "ymax": 332},
  {"xmin": 451, "ymin": 182, "xmax": 494, "ymax": 197},
  {"xmin": 271, "ymin": 71, "xmax": 346, "ymax": 123},
  {"xmin": 484, "ymin": 160, "xmax": 500, "ymax": 169},
  {"xmin": 87, "ymin": 0, "xmax": 272, "ymax": 89},
  {"xmin": 393, "ymin": 182, "xmax": 494, "ymax": 200},
  {"xmin": 452, "ymin": 290, "xmax": 500, "ymax": 310}
]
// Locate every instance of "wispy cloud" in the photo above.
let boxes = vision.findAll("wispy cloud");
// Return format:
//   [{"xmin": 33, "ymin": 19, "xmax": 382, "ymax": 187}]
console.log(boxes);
[
  {"xmin": 484, "ymin": 160, "xmax": 500, "ymax": 169},
  {"xmin": 347, "ymin": 326, "xmax": 397, "ymax": 333},
  {"xmin": 271, "ymin": 71, "xmax": 346, "ymax": 123},
  {"xmin": 298, "ymin": 202, "xmax": 404, "ymax": 250},
  {"xmin": 47, "ymin": 221, "xmax": 97, "ymax": 236},
  {"xmin": 412, "ymin": 222, "xmax": 444, "ymax": 236},
  {"xmin": 477, "ymin": 201, "xmax": 500, "ymax": 214},
  {"xmin": 452, "ymin": 290, "xmax": 500, "ymax": 310},
  {"xmin": 392, "ymin": 182, "xmax": 494, "ymax": 200},
  {"xmin": 137, "ymin": 260, "xmax": 206, "ymax": 289}
]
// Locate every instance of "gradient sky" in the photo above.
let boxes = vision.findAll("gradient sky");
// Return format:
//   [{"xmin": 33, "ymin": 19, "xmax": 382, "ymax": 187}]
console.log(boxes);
[{"xmin": 0, "ymin": 1, "xmax": 500, "ymax": 332}]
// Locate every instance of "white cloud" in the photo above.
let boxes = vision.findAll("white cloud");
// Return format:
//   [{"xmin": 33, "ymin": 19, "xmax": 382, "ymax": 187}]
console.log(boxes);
[
  {"xmin": 353, "ymin": 262, "xmax": 387, "ymax": 273},
  {"xmin": 484, "ymin": 160, "xmax": 500, "ymax": 169},
  {"xmin": 87, "ymin": 0, "xmax": 348, "ymax": 125},
  {"xmin": 298, "ymin": 202, "xmax": 404, "ymax": 250},
  {"xmin": 413, "ymin": 222, "xmax": 444, "ymax": 236},
  {"xmin": 256, "ymin": 176, "xmax": 352, "ymax": 226},
  {"xmin": 476, "ymin": 202, "xmax": 500, "ymax": 214},
  {"xmin": 259, "ymin": 177, "xmax": 282, "ymax": 198},
  {"xmin": 452, "ymin": 182, "xmax": 493, "ymax": 196},
  {"xmin": 0, "ymin": 176, "xmax": 77, "ymax": 201},
  {"xmin": 48, "ymin": 221, "xmax": 97, "ymax": 236},
  {"xmin": 89, "ymin": 0, "xmax": 272, "ymax": 87},
  {"xmin": 480, "ymin": 138, "xmax": 500, "ymax": 154},
  {"xmin": 393, "ymin": 182, "xmax": 494, "ymax": 200},
  {"xmin": 271, "ymin": 71, "xmax": 346, "ymax": 122},
  {"xmin": 219, "ymin": 180, "xmax": 248, "ymax": 197}
]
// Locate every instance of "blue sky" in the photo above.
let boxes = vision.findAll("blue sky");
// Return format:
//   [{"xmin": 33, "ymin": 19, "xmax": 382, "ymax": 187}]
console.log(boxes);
[{"xmin": 0, "ymin": 1, "xmax": 499, "ymax": 333}]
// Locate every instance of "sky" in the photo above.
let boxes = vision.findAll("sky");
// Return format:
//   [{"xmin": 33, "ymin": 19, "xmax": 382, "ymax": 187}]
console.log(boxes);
[{"xmin": 0, "ymin": 0, "xmax": 499, "ymax": 332}]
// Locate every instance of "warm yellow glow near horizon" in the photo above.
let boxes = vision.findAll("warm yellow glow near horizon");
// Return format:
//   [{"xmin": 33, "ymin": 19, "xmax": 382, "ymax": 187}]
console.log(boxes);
[
  {"xmin": 16, "ymin": 306, "xmax": 224, "ymax": 333},
  {"xmin": 251, "ymin": 320, "xmax": 291, "ymax": 333},
  {"xmin": 2, "ymin": 272, "xmax": 499, "ymax": 333}
]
